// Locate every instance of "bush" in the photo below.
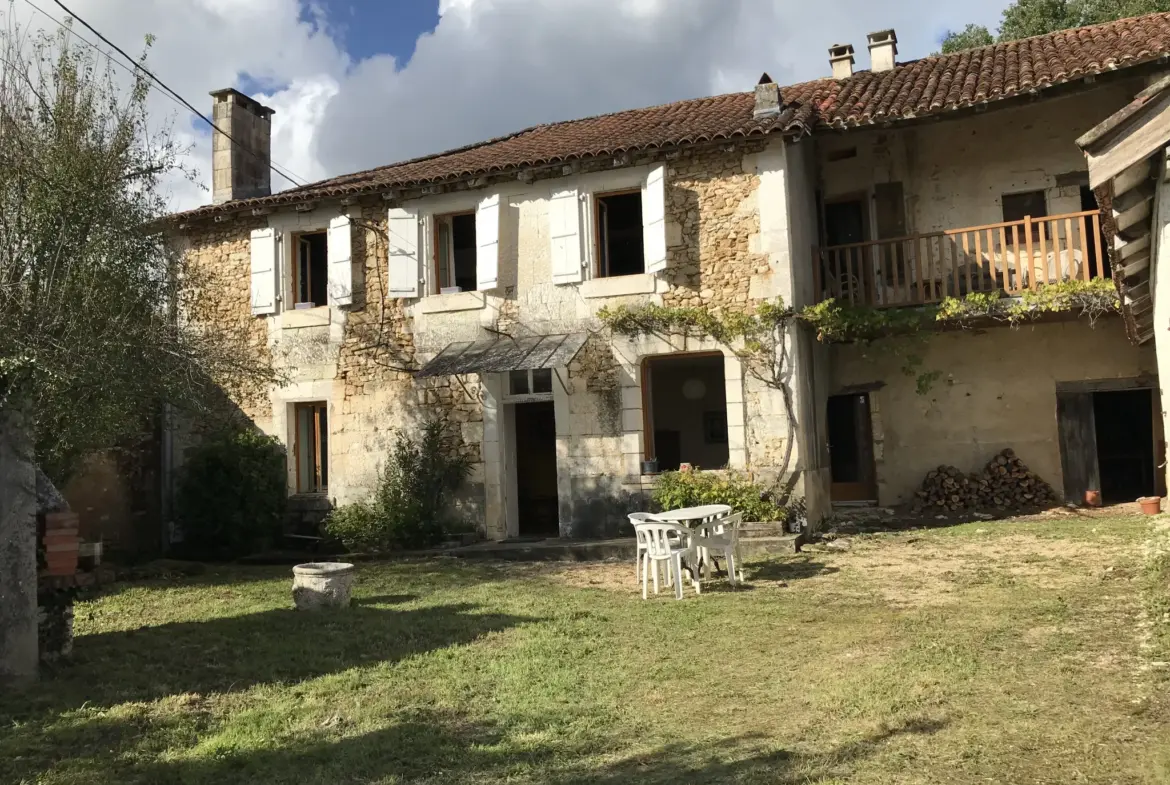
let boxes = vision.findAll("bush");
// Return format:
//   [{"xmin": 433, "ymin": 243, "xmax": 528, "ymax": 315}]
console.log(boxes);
[
  {"xmin": 652, "ymin": 469, "xmax": 785, "ymax": 523},
  {"xmin": 325, "ymin": 421, "xmax": 473, "ymax": 551},
  {"xmin": 175, "ymin": 428, "xmax": 287, "ymax": 559}
]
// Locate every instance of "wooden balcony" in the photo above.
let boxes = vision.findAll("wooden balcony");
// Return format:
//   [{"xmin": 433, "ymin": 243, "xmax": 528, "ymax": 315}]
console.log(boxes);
[{"xmin": 813, "ymin": 210, "xmax": 1107, "ymax": 308}]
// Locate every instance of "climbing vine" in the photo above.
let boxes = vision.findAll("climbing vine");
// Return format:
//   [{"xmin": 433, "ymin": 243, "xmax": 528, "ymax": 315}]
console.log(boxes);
[{"xmin": 599, "ymin": 278, "xmax": 1121, "ymax": 396}]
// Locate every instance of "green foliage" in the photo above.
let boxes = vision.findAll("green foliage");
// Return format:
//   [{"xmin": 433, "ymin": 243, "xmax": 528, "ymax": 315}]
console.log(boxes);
[
  {"xmin": 326, "ymin": 421, "xmax": 473, "ymax": 551},
  {"xmin": 174, "ymin": 429, "xmax": 287, "ymax": 560},
  {"xmin": 0, "ymin": 28, "xmax": 276, "ymax": 482},
  {"xmin": 946, "ymin": 0, "xmax": 1170, "ymax": 54},
  {"xmin": 939, "ymin": 24, "xmax": 995, "ymax": 53},
  {"xmin": 652, "ymin": 470, "xmax": 786, "ymax": 523}
]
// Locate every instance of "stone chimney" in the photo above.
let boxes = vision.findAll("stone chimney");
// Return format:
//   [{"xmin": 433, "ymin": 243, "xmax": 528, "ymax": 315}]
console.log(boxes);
[
  {"xmin": 210, "ymin": 88, "xmax": 275, "ymax": 204},
  {"xmin": 828, "ymin": 43, "xmax": 855, "ymax": 80},
  {"xmin": 867, "ymin": 29, "xmax": 898, "ymax": 73},
  {"xmin": 753, "ymin": 73, "xmax": 780, "ymax": 118}
]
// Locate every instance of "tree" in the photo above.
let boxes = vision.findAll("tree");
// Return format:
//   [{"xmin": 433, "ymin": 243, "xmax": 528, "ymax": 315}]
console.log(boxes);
[
  {"xmin": 939, "ymin": 24, "xmax": 995, "ymax": 54},
  {"xmin": 0, "ymin": 23, "xmax": 275, "ymax": 683},
  {"xmin": 940, "ymin": 0, "xmax": 1170, "ymax": 53}
]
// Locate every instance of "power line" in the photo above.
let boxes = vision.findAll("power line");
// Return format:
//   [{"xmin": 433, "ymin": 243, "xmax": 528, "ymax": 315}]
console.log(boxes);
[{"xmin": 22, "ymin": 0, "xmax": 308, "ymax": 188}]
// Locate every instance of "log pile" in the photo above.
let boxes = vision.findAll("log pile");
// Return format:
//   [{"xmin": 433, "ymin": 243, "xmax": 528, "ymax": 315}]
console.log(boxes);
[{"xmin": 910, "ymin": 449, "xmax": 1060, "ymax": 514}]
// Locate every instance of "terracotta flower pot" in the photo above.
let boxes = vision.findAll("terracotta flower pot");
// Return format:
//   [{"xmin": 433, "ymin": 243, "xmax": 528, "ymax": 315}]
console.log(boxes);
[
  {"xmin": 1138, "ymin": 496, "xmax": 1162, "ymax": 516},
  {"xmin": 1084, "ymin": 490, "xmax": 1102, "ymax": 508}
]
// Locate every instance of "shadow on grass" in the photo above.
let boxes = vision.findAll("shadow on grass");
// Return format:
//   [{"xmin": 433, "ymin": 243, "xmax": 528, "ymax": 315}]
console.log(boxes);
[
  {"xmin": 745, "ymin": 557, "xmax": 839, "ymax": 583},
  {"xmin": 4, "ymin": 602, "xmax": 535, "ymax": 721},
  {"xmin": 18, "ymin": 710, "xmax": 948, "ymax": 785}
]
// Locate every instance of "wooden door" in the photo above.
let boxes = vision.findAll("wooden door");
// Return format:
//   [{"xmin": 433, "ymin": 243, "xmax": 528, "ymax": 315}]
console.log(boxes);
[
  {"xmin": 1056, "ymin": 390, "xmax": 1100, "ymax": 505},
  {"xmin": 828, "ymin": 393, "xmax": 877, "ymax": 502}
]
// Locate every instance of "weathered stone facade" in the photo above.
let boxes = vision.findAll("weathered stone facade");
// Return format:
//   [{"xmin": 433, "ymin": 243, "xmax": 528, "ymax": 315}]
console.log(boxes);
[{"xmin": 177, "ymin": 139, "xmax": 824, "ymax": 540}]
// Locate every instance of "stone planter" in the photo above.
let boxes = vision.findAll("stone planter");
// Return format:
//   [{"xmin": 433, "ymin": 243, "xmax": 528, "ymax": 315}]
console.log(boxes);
[{"xmin": 292, "ymin": 562, "xmax": 355, "ymax": 610}]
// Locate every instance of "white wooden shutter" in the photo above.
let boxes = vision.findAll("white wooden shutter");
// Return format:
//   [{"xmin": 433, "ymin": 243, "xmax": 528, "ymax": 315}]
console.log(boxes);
[
  {"xmin": 476, "ymin": 192, "xmax": 502, "ymax": 290},
  {"xmin": 642, "ymin": 164, "xmax": 667, "ymax": 273},
  {"xmin": 326, "ymin": 214, "xmax": 353, "ymax": 306},
  {"xmin": 249, "ymin": 227, "xmax": 277, "ymax": 315},
  {"xmin": 549, "ymin": 187, "xmax": 583, "ymax": 284},
  {"xmin": 387, "ymin": 207, "xmax": 421, "ymax": 298}
]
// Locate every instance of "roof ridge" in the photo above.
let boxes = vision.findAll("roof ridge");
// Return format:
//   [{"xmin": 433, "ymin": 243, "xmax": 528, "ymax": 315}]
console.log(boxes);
[{"xmin": 174, "ymin": 11, "xmax": 1170, "ymax": 221}]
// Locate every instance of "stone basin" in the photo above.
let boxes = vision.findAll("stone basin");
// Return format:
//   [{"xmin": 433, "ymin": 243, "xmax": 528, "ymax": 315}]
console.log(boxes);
[{"xmin": 292, "ymin": 562, "xmax": 356, "ymax": 610}]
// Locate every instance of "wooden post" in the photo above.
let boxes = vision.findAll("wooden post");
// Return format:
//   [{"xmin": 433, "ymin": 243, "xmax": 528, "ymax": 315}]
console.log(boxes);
[
  {"xmin": 1036, "ymin": 217, "xmax": 1048, "ymax": 287},
  {"xmin": 914, "ymin": 236, "xmax": 925, "ymax": 303},
  {"xmin": 1024, "ymin": 216, "xmax": 1035, "ymax": 290},
  {"xmin": 1092, "ymin": 212, "xmax": 1104, "ymax": 280},
  {"xmin": 970, "ymin": 230, "xmax": 980, "ymax": 295},
  {"xmin": 813, "ymin": 246, "xmax": 822, "ymax": 300},
  {"xmin": 998, "ymin": 226, "xmax": 1009, "ymax": 291},
  {"xmin": 1078, "ymin": 215, "xmax": 1090, "ymax": 281}
]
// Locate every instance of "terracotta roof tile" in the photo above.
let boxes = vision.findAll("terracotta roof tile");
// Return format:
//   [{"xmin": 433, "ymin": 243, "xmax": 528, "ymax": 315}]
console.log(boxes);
[{"xmin": 178, "ymin": 12, "xmax": 1170, "ymax": 221}]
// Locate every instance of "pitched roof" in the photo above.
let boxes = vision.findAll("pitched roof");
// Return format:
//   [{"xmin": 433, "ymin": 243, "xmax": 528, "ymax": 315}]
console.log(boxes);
[{"xmin": 176, "ymin": 12, "xmax": 1170, "ymax": 222}]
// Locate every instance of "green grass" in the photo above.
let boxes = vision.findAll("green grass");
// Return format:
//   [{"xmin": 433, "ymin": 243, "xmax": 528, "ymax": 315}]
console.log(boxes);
[{"xmin": 2, "ymin": 514, "xmax": 1168, "ymax": 784}]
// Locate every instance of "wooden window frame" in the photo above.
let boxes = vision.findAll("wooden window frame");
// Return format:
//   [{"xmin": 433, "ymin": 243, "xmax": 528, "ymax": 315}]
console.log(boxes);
[
  {"xmin": 432, "ymin": 210, "xmax": 476, "ymax": 295},
  {"xmin": 593, "ymin": 188, "xmax": 643, "ymax": 279},
  {"xmin": 294, "ymin": 401, "xmax": 328, "ymax": 494},
  {"xmin": 640, "ymin": 351, "xmax": 726, "ymax": 462},
  {"xmin": 291, "ymin": 230, "xmax": 327, "ymax": 307}
]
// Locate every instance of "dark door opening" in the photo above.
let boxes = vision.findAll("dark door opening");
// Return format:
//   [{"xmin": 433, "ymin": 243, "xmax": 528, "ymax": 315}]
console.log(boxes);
[
  {"xmin": 823, "ymin": 198, "xmax": 870, "ymax": 302},
  {"xmin": 1057, "ymin": 384, "xmax": 1160, "ymax": 505},
  {"xmin": 828, "ymin": 393, "xmax": 877, "ymax": 502},
  {"xmin": 1093, "ymin": 389, "xmax": 1155, "ymax": 503},
  {"xmin": 515, "ymin": 401, "xmax": 559, "ymax": 537},
  {"xmin": 1080, "ymin": 185, "xmax": 1111, "ymax": 280}
]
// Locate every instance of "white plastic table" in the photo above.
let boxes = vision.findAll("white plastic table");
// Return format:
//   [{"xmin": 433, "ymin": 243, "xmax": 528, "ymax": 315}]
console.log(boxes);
[{"xmin": 656, "ymin": 505, "xmax": 732, "ymax": 577}]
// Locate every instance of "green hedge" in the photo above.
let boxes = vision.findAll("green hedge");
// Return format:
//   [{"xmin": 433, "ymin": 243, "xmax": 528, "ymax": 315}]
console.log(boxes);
[{"xmin": 652, "ymin": 470, "xmax": 785, "ymax": 523}]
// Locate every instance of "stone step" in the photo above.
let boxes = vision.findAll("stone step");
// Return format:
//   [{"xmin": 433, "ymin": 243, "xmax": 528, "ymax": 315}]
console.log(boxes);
[{"xmin": 739, "ymin": 521, "xmax": 789, "ymax": 539}]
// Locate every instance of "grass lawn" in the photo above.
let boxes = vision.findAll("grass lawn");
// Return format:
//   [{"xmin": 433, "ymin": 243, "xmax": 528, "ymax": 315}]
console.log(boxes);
[{"xmin": 3, "ymin": 513, "xmax": 1169, "ymax": 784}]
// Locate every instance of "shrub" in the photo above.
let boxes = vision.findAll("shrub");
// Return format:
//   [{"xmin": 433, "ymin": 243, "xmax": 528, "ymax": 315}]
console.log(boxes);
[
  {"xmin": 325, "ymin": 421, "xmax": 473, "ymax": 551},
  {"xmin": 175, "ymin": 428, "xmax": 287, "ymax": 559},
  {"xmin": 652, "ymin": 469, "xmax": 785, "ymax": 523}
]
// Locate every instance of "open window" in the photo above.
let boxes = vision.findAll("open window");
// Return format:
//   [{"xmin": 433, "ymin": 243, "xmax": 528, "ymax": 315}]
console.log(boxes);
[
  {"xmin": 294, "ymin": 232, "xmax": 328, "ymax": 307},
  {"xmin": 595, "ymin": 190, "xmax": 645, "ymax": 277},
  {"xmin": 294, "ymin": 402, "xmax": 328, "ymax": 494},
  {"xmin": 434, "ymin": 212, "xmax": 477, "ymax": 293},
  {"xmin": 643, "ymin": 354, "xmax": 729, "ymax": 471},
  {"xmin": 1002, "ymin": 190, "xmax": 1048, "ymax": 240}
]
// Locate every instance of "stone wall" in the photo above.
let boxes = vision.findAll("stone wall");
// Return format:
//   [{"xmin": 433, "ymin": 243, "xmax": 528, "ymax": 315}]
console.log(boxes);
[
  {"xmin": 177, "ymin": 140, "xmax": 827, "ymax": 538},
  {"xmin": 831, "ymin": 318, "xmax": 1157, "ymax": 506}
]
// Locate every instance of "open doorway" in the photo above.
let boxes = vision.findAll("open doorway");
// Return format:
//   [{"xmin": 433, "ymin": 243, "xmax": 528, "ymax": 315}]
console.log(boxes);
[
  {"xmin": 643, "ymin": 354, "xmax": 729, "ymax": 471},
  {"xmin": 514, "ymin": 401, "xmax": 559, "ymax": 536},
  {"xmin": 827, "ymin": 393, "xmax": 877, "ymax": 503},
  {"xmin": 1057, "ymin": 382, "xmax": 1161, "ymax": 505},
  {"xmin": 1094, "ymin": 389, "xmax": 1156, "ymax": 502}
]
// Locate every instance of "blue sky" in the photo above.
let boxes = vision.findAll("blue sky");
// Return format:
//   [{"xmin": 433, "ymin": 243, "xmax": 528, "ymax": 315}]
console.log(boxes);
[
  {"xmin": 316, "ymin": 0, "xmax": 440, "ymax": 64},
  {"xmin": 33, "ymin": 0, "xmax": 1009, "ymax": 209}
]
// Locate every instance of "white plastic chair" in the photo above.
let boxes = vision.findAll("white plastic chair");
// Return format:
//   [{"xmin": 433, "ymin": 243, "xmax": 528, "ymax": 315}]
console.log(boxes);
[
  {"xmin": 627, "ymin": 512, "xmax": 662, "ymax": 584},
  {"xmin": 696, "ymin": 512, "xmax": 743, "ymax": 587},
  {"xmin": 633, "ymin": 521, "xmax": 700, "ymax": 600}
]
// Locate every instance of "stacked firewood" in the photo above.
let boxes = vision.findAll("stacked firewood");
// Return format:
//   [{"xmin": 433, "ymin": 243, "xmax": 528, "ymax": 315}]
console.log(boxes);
[{"xmin": 911, "ymin": 449, "xmax": 1060, "ymax": 514}]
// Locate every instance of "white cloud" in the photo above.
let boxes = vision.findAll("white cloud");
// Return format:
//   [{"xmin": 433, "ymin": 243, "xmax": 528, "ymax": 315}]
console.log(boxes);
[{"xmin": 8, "ymin": 0, "xmax": 1006, "ymax": 211}]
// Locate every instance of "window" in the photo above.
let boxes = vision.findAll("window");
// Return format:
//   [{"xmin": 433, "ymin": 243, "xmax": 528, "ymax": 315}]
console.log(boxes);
[
  {"xmin": 434, "ymin": 212, "xmax": 477, "ymax": 293},
  {"xmin": 595, "ymin": 190, "xmax": 644, "ymax": 277},
  {"xmin": 643, "ymin": 354, "xmax": 729, "ymax": 471},
  {"xmin": 294, "ymin": 232, "xmax": 328, "ymax": 307},
  {"xmin": 1002, "ymin": 190, "xmax": 1048, "ymax": 240},
  {"xmin": 294, "ymin": 402, "xmax": 328, "ymax": 493},
  {"xmin": 508, "ymin": 368, "xmax": 554, "ymax": 397}
]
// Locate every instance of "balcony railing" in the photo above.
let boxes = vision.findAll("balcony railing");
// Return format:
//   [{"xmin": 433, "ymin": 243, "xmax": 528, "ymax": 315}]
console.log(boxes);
[{"xmin": 813, "ymin": 210, "xmax": 1106, "ymax": 308}]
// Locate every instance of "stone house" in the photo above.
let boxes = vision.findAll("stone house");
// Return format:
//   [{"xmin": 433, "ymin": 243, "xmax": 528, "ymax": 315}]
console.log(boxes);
[{"xmin": 170, "ymin": 13, "xmax": 1170, "ymax": 540}]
